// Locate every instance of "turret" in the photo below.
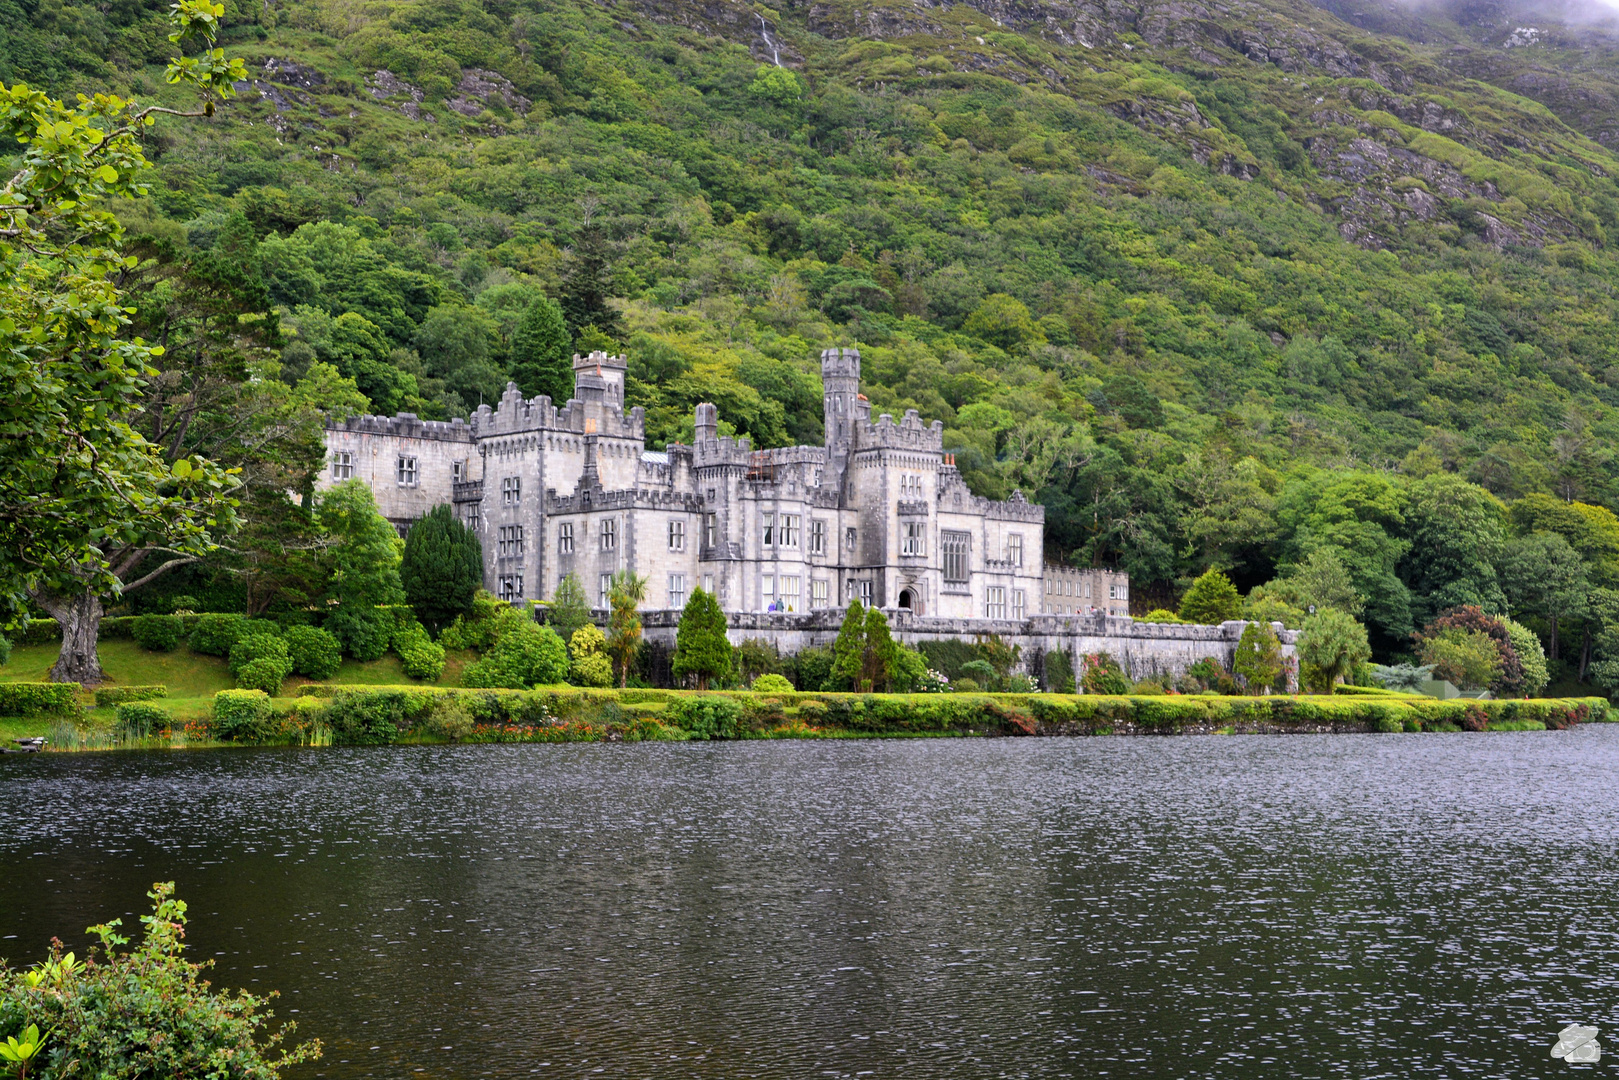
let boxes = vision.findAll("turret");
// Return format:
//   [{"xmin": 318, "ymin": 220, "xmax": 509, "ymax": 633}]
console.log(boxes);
[
  {"xmin": 822, "ymin": 347, "xmax": 861, "ymax": 450},
  {"xmin": 694, "ymin": 402, "xmax": 718, "ymax": 444},
  {"xmin": 573, "ymin": 351, "xmax": 626, "ymax": 404}
]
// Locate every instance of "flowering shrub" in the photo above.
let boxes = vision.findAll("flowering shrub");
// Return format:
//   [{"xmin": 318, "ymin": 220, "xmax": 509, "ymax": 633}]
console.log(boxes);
[{"xmin": 917, "ymin": 669, "xmax": 951, "ymax": 693}]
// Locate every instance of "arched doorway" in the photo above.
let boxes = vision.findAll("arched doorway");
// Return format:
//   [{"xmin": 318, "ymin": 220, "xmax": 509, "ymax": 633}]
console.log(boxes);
[{"xmin": 898, "ymin": 588, "xmax": 915, "ymax": 612}]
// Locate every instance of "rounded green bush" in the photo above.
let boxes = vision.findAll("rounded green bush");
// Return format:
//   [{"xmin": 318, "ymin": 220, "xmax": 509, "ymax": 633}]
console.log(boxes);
[
  {"xmin": 284, "ymin": 625, "xmax": 342, "ymax": 680},
  {"xmin": 213, "ymin": 688, "xmax": 275, "ymax": 741},
  {"xmin": 229, "ymin": 632, "xmax": 290, "ymax": 676},
  {"xmin": 236, "ymin": 657, "xmax": 289, "ymax": 696},
  {"xmin": 751, "ymin": 673, "xmax": 794, "ymax": 693},
  {"xmin": 188, "ymin": 613, "xmax": 244, "ymax": 657},
  {"xmin": 115, "ymin": 701, "xmax": 169, "ymax": 739},
  {"xmin": 132, "ymin": 613, "xmax": 184, "ymax": 652},
  {"xmin": 953, "ymin": 677, "xmax": 981, "ymax": 693},
  {"xmin": 399, "ymin": 639, "xmax": 446, "ymax": 682}
]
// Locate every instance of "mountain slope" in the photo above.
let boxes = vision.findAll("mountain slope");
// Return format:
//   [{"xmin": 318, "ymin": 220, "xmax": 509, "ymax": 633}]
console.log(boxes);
[{"xmin": 8, "ymin": 0, "xmax": 1619, "ymax": 616}]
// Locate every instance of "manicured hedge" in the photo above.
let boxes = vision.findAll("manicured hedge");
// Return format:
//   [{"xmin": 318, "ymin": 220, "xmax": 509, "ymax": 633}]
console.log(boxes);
[
  {"xmin": 213, "ymin": 690, "xmax": 276, "ymax": 741},
  {"xmin": 93, "ymin": 685, "xmax": 169, "ymax": 707},
  {"xmin": 115, "ymin": 701, "xmax": 170, "ymax": 738},
  {"xmin": 284, "ymin": 687, "xmax": 1611, "ymax": 744},
  {"xmin": 0, "ymin": 682, "xmax": 83, "ymax": 717}
]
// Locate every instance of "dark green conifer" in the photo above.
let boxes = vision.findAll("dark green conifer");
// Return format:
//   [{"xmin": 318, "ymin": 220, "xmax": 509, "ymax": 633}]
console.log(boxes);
[
  {"xmin": 509, "ymin": 296, "xmax": 573, "ymax": 403},
  {"xmin": 400, "ymin": 504, "xmax": 484, "ymax": 634},
  {"xmin": 673, "ymin": 588, "xmax": 731, "ymax": 690}
]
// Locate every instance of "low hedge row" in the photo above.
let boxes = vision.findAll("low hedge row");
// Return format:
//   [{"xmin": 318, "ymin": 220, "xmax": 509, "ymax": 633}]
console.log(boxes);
[
  {"xmin": 202, "ymin": 686, "xmax": 1612, "ymax": 744},
  {"xmin": 0, "ymin": 682, "xmax": 84, "ymax": 717},
  {"xmin": 11, "ymin": 615, "xmax": 208, "ymax": 646},
  {"xmin": 93, "ymin": 685, "xmax": 168, "ymax": 707}
]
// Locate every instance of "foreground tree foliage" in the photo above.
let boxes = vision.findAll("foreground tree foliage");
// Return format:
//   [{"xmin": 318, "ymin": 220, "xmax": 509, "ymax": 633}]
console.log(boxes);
[
  {"xmin": 319, "ymin": 481, "xmax": 404, "ymax": 661},
  {"xmin": 1, "ymin": 1, "xmax": 247, "ymax": 683},
  {"xmin": 0, "ymin": 882, "xmax": 320, "ymax": 1079}
]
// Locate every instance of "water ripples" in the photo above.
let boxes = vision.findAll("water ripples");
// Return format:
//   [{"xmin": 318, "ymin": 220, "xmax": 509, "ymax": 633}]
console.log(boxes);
[{"xmin": 3, "ymin": 730, "xmax": 1619, "ymax": 1078}]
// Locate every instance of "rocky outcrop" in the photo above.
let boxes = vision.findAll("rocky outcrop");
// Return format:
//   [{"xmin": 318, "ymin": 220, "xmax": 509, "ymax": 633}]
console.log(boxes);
[
  {"xmin": 447, "ymin": 69, "xmax": 533, "ymax": 117},
  {"xmin": 366, "ymin": 70, "xmax": 433, "ymax": 122}
]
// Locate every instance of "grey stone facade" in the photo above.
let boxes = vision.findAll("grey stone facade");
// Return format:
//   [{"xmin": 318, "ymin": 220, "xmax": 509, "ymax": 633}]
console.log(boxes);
[{"xmin": 320, "ymin": 347, "xmax": 1294, "ymax": 684}]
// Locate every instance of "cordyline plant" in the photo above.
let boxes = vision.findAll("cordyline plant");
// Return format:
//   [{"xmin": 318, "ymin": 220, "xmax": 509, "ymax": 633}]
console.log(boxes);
[
  {"xmin": 0, "ymin": 881, "xmax": 320, "ymax": 1078},
  {"xmin": 0, "ymin": 1, "xmax": 247, "ymax": 683}
]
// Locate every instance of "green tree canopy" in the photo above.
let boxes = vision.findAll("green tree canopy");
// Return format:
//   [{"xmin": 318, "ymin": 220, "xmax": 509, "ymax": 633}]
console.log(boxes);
[
  {"xmin": 401, "ymin": 504, "xmax": 483, "ymax": 634},
  {"xmin": 1500, "ymin": 531, "xmax": 1591, "ymax": 661},
  {"xmin": 547, "ymin": 572, "xmax": 592, "ymax": 644},
  {"xmin": 1296, "ymin": 609, "xmax": 1371, "ymax": 693},
  {"xmin": 319, "ymin": 480, "xmax": 405, "ymax": 661},
  {"xmin": 1179, "ymin": 568, "xmax": 1242, "ymax": 624},
  {"xmin": 1232, "ymin": 620, "xmax": 1284, "ymax": 694},
  {"xmin": 831, "ymin": 598, "xmax": 866, "ymax": 690},
  {"xmin": 606, "ymin": 570, "xmax": 647, "ymax": 687},
  {"xmin": 509, "ymin": 296, "xmax": 574, "ymax": 403},
  {"xmin": 673, "ymin": 587, "xmax": 731, "ymax": 690}
]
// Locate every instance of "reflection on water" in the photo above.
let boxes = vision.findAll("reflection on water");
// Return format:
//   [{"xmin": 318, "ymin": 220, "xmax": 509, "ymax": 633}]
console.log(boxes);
[{"xmin": 4, "ymin": 731, "xmax": 1619, "ymax": 1078}]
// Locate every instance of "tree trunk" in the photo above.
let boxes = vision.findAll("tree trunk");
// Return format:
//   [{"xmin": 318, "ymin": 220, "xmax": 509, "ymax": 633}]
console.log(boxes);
[
  {"xmin": 1580, "ymin": 626, "xmax": 1593, "ymax": 683},
  {"xmin": 34, "ymin": 590, "xmax": 105, "ymax": 686},
  {"xmin": 1550, "ymin": 614, "xmax": 1560, "ymax": 661}
]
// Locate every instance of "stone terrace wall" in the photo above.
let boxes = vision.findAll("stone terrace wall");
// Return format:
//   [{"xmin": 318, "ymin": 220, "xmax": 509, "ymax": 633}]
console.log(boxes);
[{"xmin": 636, "ymin": 610, "xmax": 1298, "ymax": 685}]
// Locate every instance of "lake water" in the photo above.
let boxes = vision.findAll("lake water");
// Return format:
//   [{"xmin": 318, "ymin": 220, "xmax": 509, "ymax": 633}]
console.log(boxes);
[{"xmin": 3, "ymin": 730, "xmax": 1619, "ymax": 1078}]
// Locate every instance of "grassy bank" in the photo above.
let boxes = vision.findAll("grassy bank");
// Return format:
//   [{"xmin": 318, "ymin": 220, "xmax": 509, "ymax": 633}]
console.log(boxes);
[{"xmin": 2, "ymin": 682, "xmax": 1608, "ymax": 750}]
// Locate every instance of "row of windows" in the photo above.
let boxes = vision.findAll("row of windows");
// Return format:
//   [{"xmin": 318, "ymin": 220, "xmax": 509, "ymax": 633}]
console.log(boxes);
[
  {"xmin": 984, "ymin": 587, "xmax": 1028, "ymax": 621},
  {"xmin": 496, "ymin": 525, "xmax": 524, "ymax": 557},
  {"xmin": 330, "ymin": 453, "xmax": 469, "ymax": 487},
  {"xmin": 1045, "ymin": 578, "xmax": 1128, "ymax": 601}
]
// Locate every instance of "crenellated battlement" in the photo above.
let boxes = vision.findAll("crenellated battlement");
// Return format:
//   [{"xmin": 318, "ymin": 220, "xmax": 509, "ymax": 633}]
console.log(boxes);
[
  {"xmin": 326, "ymin": 412, "xmax": 476, "ymax": 442},
  {"xmin": 860, "ymin": 409, "xmax": 945, "ymax": 452},
  {"xmin": 546, "ymin": 486, "xmax": 706, "ymax": 515},
  {"xmin": 473, "ymin": 381, "xmax": 646, "ymax": 439}
]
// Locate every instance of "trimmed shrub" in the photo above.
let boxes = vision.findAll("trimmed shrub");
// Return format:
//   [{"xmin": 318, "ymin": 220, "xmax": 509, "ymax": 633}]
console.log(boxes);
[
  {"xmin": 115, "ymin": 701, "xmax": 170, "ymax": 739},
  {"xmin": 188, "ymin": 613, "xmax": 244, "ymax": 657},
  {"xmin": 17, "ymin": 618, "xmax": 62, "ymax": 645},
  {"xmin": 213, "ymin": 689, "xmax": 276, "ymax": 741},
  {"xmin": 1138, "ymin": 609, "xmax": 1187, "ymax": 624},
  {"xmin": 400, "ymin": 638, "xmax": 447, "ymax": 681},
  {"xmin": 94, "ymin": 685, "xmax": 168, "ymax": 706},
  {"xmin": 666, "ymin": 695, "xmax": 743, "ymax": 739},
  {"xmin": 1179, "ymin": 568, "xmax": 1241, "ymax": 624},
  {"xmin": 752, "ymin": 673, "xmax": 794, "ymax": 693},
  {"xmin": 953, "ymin": 677, "xmax": 980, "ymax": 693},
  {"xmin": 284, "ymin": 625, "xmax": 343, "ymax": 680},
  {"xmin": 132, "ymin": 613, "xmax": 184, "ymax": 652},
  {"xmin": 568, "ymin": 625, "xmax": 614, "ymax": 688},
  {"xmin": 0, "ymin": 682, "xmax": 82, "ymax": 717},
  {"xmin": 237, "ymin": 657, "xmax": 289, "ymax": 696},
  {"xmin": 230, "ymin": 632, "xmax": 291, "ymax": 677},
  {"xmin": 462, "ymin": 616, "xmax": 569, "ymax": 688}
]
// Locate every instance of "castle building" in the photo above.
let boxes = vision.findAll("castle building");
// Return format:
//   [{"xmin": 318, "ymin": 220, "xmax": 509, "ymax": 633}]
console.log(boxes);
[{"xmin": 320, "ymin": 348, "xmax": 1131, "ymax": 619}]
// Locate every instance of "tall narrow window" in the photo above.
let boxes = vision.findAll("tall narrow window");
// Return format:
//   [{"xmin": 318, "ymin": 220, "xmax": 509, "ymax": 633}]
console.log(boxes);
[
  {"xmin": 845, "ymin": 527, "xmax": 857, "ymax": 552},
  {"xmin": 502, "ymin": 476, "xmax": 520, "ymax": 505},
  {"xmin": 498, "ymin": 575, "xmax": 524, "ymax": 601},
  {"xmin": 858, "ymin": 580, "xmax": 872, "ymax": 605},
  {"xmin": 1012, "ymin": 590, "xmax": 1026, "ymax": 620},
  {"xmin": 452, "ymin": 460, "xmax": 466, "ymax": 484},
  {"xmin": 1007, "ymin": 534, "xmax": 1023, "ymax": 567},
  {"xmin": 331, "ymin": 451, "xmax": 354, "ymax": 479},
  {"xmin": 668, "ymin": 519, "xmax": 685, "ymax": 552},
  {"xmin": 704, "ymin": 514, "xmax": 718, "ymax": 549},
  {"xmin": 702, "ymin": 573, "xmax": 714, "ymax": 595},
  {"xmin": 986, "ymin": 586, "xmax": 1007, "ymax": 620},
  {"xmin": 599, "ymin": 573, "xmax": 612, "ymax": 607},
  {"xmin": 601, "ymin": 518, "xmax": 616, "ymax": 551},
  {"xmin": 780, "ymin": 515, "xmax": 799, "ymax": 549},
  {"xmin": 780, "ymin": 575, "xmax": 800, "ymax": 613},
  {"xmin": 558, "ymin": 522, "xmax": 574, "ymax": 554},
  {"xmin": 902, "ymin": 521, "xmax": 925, "ymax": 556},
  {"xmin": 396, "ymin": 456, "xmax": 418, "ymax": 486},
  {"xmin": 810, "ymin": 520, "xmax": 826, "ymax": 555},
  {"xmin": 668, "ymin": 574, "xmax": 687, "ymax": 609},
  {"xmin": 810, "ymin": 579, "xmax": 829, "ymax": 608},
  {"xmin": 942, "ymin": 531, "xmax": 970, "ymax": 581},
  {"xmin": 761, "ymin": 575, "xmax": 775, "ymax": 611},
  {"xmin": 464, "ymin": 504, "xmax": 479, "ymax": 530},
  {"xmin": 762, "ymin": 512, "xmax": 775, "ymax": 547}
]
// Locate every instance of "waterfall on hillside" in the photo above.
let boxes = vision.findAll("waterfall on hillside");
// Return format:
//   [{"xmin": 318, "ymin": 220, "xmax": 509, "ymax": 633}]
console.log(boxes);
[{"xmin": 756, "ymin": 13, "xmax": 782, "ymax": 67}]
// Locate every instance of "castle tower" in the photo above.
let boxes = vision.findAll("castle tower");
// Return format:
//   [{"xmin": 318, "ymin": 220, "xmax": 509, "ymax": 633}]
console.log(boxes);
[
  {"xmin": 822, "ymin": 347, "xmax": 860, "ymax": 450},
  {"xmin": 572, "ymin": 351, "xmax": 627, "ymax": 404}
]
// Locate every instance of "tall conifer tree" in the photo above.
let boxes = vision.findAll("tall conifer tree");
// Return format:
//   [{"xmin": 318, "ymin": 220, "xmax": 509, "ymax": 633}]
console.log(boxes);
[
  {"xmin": 509, "ymin": 296, "xmax": 573, "ymax": 403},
  {"xmin": 673, "ymin": 588, "xmax": 731, "ymax": 689},
  {"xmin": 401, "ymin": 504, "xmax": 483, "ymax": 634}
]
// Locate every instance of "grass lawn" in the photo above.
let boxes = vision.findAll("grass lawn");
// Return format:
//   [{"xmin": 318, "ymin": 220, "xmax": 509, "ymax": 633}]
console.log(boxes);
[{"xmin": 2, "ymin": 640, "xmax": 236, "ymax": 697}]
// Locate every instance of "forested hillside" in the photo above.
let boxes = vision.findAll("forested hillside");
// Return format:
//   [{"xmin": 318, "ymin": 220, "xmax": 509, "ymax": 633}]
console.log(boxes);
[{"xmin": 10, "ymin": 0, "xmax": 1619, "ymax": 674}]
